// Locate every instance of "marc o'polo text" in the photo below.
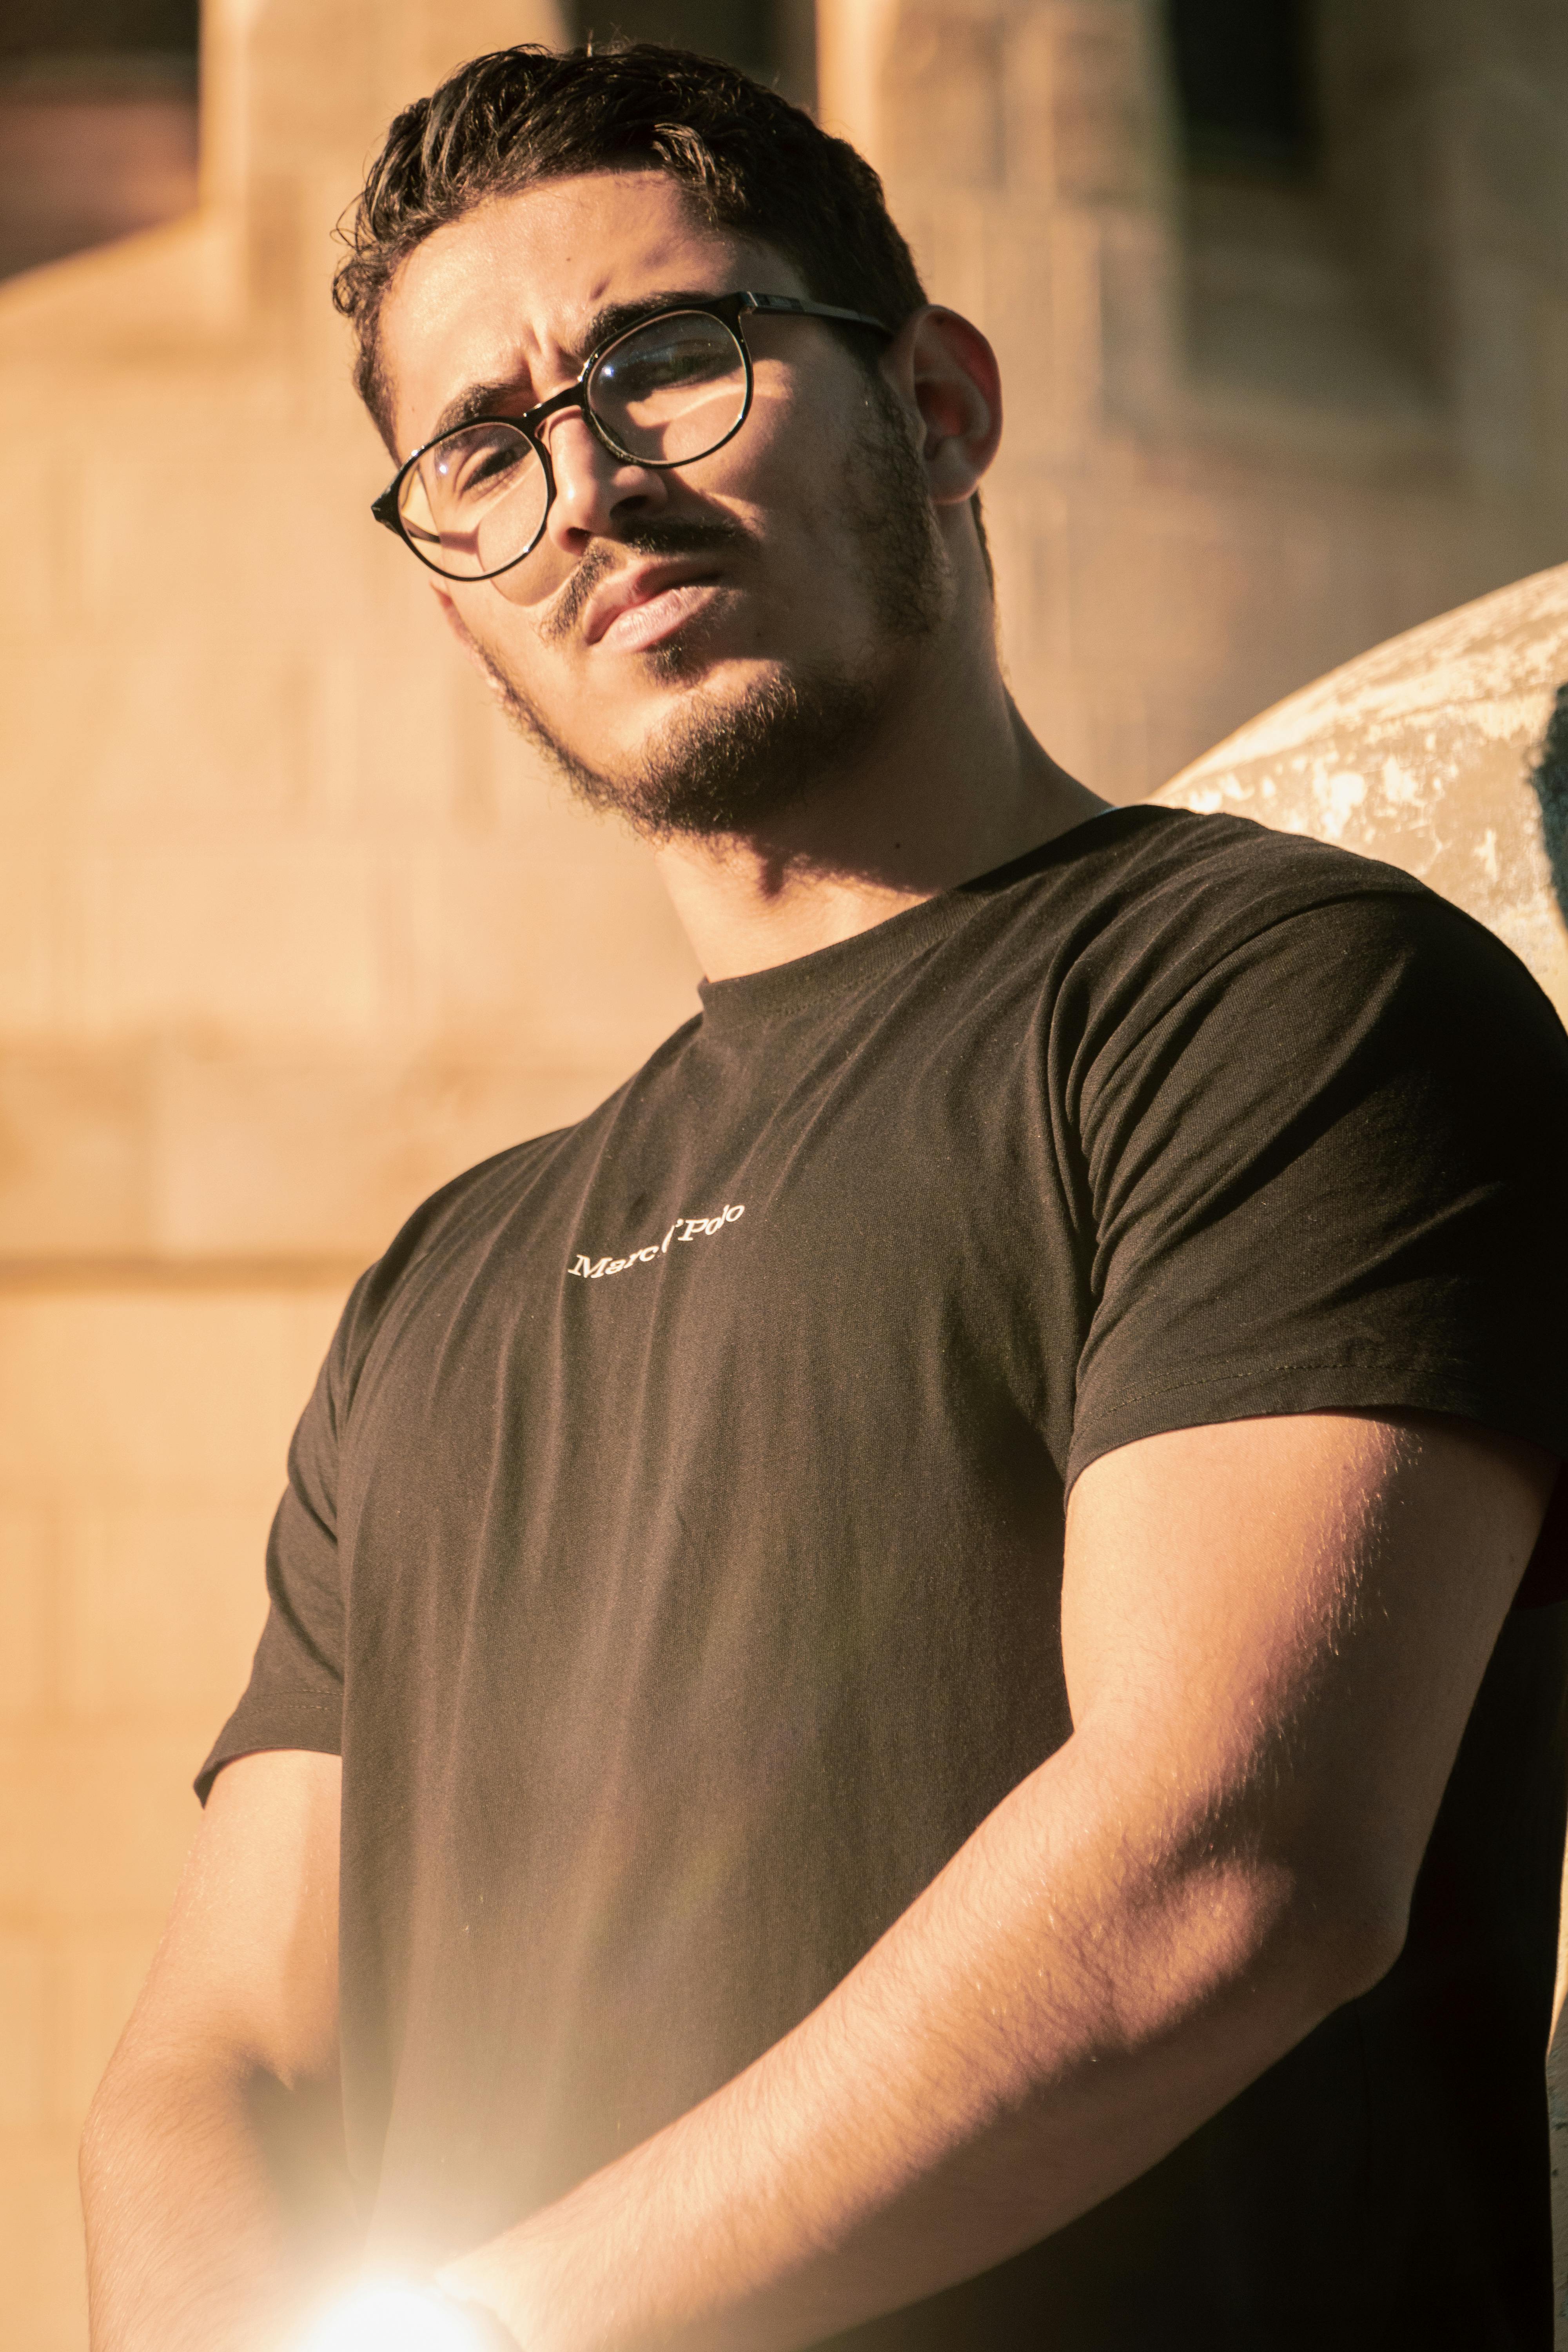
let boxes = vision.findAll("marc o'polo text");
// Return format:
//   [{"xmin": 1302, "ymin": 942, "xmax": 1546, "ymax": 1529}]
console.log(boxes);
[{"xmin": 568, "ymin": 1203, "xmax": 746, "ymax": 1280}]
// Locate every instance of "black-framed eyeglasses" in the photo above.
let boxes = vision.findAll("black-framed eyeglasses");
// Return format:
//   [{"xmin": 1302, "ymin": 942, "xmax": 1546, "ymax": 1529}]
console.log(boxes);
[{"xmin": 371, "ymin": 290, "xmax": 892, "ymax": 583}]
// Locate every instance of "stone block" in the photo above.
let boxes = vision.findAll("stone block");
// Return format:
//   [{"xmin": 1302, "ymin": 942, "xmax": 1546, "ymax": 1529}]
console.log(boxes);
[
  {"xmin": 0, "ymin": 1054, "xmax": 151, "ymax": 1254},
  {"xmin": 909, "ymin": 191, "xmax": 993, "ymax": 333},
  {"xmin": 419, "ymin": 844, "xmax": 701, "ymax": 1059},
  {"xmin": 0, "ymin": 1289, "xmax": 347, "ymax": 1494},
  {"xmin": 880, "ymin": 5, "xmax": 1005, "ymax": 192},
  {"xmin": 1084, "ymin": 677, "xmax": 1151, "ymax": 803},
  {"xmin": 151, "ymin": 1050, "xmax": 640, "ymax": 1259},
  {"xmin": 1002, "ymin": 4, "xmax": 1063, "ymax": 198},
  {"xmin": 0, "ymin": 1730, "xmax": 202, "ymax": 1922},
  {"xmin": 1098, "ymin": 207, "xmax": 1180, "ymax": 423},
  {"xmin": 0, "ymin": 432, "xmax": 83, "ymax": 643},
  {"xmin": 0, "ymin": 1505, "xmax": 54, "ymax": 1721},
  {"xmin": 74, "ymin": 844, "xmax": 385, "ymax": 1048},
  {"xmin": 969, "ymin": 216, "xmax": 1062, "ymax": 437},
  {"xmin": 59, "ymin": 1501, "xmax": 272, "ymax": 1722},
  {"xmin": 0, "ymin": 84, "xmax": 198, "ymax": 287},
  {"xmin": 0, "ymin": 1931, "xmax": 52, "ymax": 2132},
  {"xmin": 1049, "ymin": 2, "xmax": 1159, "ymax": 207},
  {"xmin": 0, "ymin": 829, "xmax": 58, "ymax": 1036},
  {"xmin": 0, "ymin": 2142, "xmax": 86, "ymax": 2352}
]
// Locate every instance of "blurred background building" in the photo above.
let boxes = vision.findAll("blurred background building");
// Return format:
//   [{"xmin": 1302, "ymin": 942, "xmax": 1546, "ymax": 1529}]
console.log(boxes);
[{"xmin": 0, "ymin": 1, "xmax": 1565, "ymax": 2343}]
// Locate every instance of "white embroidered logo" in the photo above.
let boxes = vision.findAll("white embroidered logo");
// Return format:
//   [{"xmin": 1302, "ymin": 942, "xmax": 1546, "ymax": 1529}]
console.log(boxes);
[{"xmin": 568, "ymin": 1203, "xmax": 745, "ymax": 1281}]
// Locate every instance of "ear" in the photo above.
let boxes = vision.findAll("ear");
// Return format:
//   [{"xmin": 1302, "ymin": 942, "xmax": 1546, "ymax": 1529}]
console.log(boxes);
[{"xmin": 881, "ymin": 306, "xmax": 1002, "ymax": 505}]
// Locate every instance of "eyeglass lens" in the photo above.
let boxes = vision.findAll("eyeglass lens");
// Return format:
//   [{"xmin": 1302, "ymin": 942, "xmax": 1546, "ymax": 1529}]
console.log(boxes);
[{"xmin": 396, "ymin": 310, "xmax": 750, "ymax": 580}]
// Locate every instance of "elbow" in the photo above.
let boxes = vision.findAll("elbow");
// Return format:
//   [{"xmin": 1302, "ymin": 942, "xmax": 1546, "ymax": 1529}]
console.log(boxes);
[
  {"xmin": 1136, "ymin": 1846, "xmax": 1412, "ymax": 2057},
  {"xmin": 1294, "ymin": 1878, "xmax": 1410, "ymax": 2010},
  {"xmin": 1232, "ymin": 1855, "xmax": 1411, "ymax": 2029}
]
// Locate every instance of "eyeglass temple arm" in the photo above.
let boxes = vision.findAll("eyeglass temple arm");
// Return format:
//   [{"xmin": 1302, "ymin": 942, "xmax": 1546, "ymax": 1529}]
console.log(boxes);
[{"xmin": 741, "ymin": 292, "xmax": 893, "ymax": 337}]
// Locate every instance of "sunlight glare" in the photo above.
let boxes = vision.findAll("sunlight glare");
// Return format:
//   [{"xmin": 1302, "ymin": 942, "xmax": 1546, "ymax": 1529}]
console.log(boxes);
[{"xmin": 297, "ymin": 2281, "xmax": 490, "ymax": 2352}]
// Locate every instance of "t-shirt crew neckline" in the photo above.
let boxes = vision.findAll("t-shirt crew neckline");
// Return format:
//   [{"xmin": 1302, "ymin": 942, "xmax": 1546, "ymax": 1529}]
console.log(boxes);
[{"xmin": 695, "ymin": 803, "xmax": 1143, "ymax": 1033}]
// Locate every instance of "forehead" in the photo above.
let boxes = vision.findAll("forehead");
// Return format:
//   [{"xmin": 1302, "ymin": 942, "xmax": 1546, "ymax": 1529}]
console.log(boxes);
[{"xmin": 377, "ymin": 168, "xmax": 799, "ymax": 455}]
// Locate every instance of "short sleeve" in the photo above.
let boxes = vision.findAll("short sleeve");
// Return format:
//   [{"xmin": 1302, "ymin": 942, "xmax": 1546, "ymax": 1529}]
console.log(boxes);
[
  {"xmin": 194, "ymin": 1303, "xmax": 354, "ymax": 1802},
  {"xmin": 1066, "ymin": 889, "xmax": 1568, "ymax": 1487}
]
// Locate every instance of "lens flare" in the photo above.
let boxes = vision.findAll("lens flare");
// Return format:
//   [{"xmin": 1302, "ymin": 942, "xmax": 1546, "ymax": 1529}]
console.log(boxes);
[{"xmin": 297, "ymin": 2281, "xmax": 490, "ymax": 2352}]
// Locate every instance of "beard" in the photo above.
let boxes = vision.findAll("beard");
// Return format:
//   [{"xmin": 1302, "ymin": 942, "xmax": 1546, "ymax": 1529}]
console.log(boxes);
[{"xmin": 468, "ymin": 380, "xmax": 947, "ymax": 842}]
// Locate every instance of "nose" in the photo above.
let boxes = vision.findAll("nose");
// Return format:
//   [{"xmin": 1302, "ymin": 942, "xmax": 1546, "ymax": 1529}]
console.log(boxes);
[{"xmin": 540, "ymin": 406, "xmax": 668, "ymax": 554}]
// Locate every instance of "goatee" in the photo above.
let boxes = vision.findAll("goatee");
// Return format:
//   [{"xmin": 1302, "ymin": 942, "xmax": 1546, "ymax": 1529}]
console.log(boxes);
[{"xmin": 470, "ymin": 386, "xmax": 946, "ymax": 842}]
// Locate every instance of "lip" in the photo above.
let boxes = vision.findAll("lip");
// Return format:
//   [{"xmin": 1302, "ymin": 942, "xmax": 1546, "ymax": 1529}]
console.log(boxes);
[{"xmin": 581, "ymin": 560, "xmax": 722, "ymax": 651}]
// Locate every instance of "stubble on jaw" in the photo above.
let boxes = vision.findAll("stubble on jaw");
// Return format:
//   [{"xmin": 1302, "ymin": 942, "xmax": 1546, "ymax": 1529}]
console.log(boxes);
[{"xmin": 462, "ymin": 379, "xmax": 948, "ymax": 844}]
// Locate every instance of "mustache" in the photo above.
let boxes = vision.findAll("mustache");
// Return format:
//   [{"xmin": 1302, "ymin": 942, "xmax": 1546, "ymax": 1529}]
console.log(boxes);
[{"xmin": 541, "ymin": 516, "xmax": 753, "ymax": 644}]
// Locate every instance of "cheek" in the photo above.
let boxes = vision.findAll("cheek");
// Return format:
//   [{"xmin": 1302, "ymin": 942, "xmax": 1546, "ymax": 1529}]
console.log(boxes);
[
  {"xmin": 706, "ymin": 368, "xmax": 866, "ymax": 553},
  {"xmin": 707, "ymin": 362, "xmax": 828, "ymax": 506},
  {"xmin": 486, "ymin": 564, "xmax": 566, "ymax": 613}
]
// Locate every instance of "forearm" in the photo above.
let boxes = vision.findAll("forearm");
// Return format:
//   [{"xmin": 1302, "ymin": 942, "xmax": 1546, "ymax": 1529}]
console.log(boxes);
[
  {"xmin": 82, "ymin": 2051, "xmax": 352, "ymax": 2352},
  {"xmin": 443, "ymin": 1733, "xmax": 1378, "ymax": 2352}
]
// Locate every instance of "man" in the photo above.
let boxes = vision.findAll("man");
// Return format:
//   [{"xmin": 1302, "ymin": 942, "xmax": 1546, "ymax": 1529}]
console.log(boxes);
[{"xmin": 80, "ymin": 42, "xmax": 1568, "ymax": 2352}]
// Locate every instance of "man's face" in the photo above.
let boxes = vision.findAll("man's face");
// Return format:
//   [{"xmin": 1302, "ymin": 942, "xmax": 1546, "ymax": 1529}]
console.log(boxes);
[{"xmin": 377, "ymin": 169, "xmax": 946, "ymax": 837}]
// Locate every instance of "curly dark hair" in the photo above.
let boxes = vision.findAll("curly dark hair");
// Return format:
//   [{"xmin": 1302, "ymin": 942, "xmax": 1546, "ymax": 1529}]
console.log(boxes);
[{"xmin": 333, "ymin": 42, "xmax": 929, "ymax": 450}]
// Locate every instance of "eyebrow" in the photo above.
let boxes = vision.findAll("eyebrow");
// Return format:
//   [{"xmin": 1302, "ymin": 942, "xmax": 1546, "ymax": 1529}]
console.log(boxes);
[{"xmin": 425, "ymin": 288, "xmax": 744, "ymax": 445}]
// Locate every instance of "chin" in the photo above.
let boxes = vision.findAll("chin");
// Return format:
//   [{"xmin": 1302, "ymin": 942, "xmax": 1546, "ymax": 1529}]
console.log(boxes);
[
  {"xmin": 573, "ymin": 658, "xmax": 883, "ymax": 841},
  {"xmin": 479, "ymin": 617, "xmax": 882, "ymax": 841}
]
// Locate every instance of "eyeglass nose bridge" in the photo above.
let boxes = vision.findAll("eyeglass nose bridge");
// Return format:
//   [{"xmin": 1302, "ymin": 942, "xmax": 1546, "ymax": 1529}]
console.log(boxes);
[
  {"xmin": 523, "ymin": 379, "xmax": 654, "ymax": 490},
  {"xmin": 524, "ymin": 374, "xmax": 604, "ymax": 446},
  {"xmin": 518, "ymin": 382, "xmax": 688, "ymax": 554}
]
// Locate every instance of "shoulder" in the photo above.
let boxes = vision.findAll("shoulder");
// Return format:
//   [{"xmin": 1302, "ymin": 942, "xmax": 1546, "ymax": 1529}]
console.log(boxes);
[
  {"xmin": 1030, "ymin": 804, "xmax": 1431, "ymax": 944},
  {"xmin": 1022, "ymin": 806, "xmax": 1564, "ymax": 1050}
]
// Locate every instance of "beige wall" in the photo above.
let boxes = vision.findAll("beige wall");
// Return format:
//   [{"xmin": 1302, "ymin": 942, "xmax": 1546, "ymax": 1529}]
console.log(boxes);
[
  {"xmin": 818, "ymin": 0, "xmax": 1568, "ymax": 799},
  {"xmin": 5, "ymin": 2, "xmax": 1568, "ymax": 2344},
  {"xmin": 0, "ymin": 1279, "xmax": 347, "ymax": 2348}
]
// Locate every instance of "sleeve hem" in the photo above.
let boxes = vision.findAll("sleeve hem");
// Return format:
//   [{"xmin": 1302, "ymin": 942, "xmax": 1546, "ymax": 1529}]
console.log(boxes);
[
  {"xmin": 1066, "ymin": 1359, "xmax": 1568, "ymax": 1496},
  {"xmin": 195, "ymin": 1695, "xmax": 343, "ymax": 1806}
]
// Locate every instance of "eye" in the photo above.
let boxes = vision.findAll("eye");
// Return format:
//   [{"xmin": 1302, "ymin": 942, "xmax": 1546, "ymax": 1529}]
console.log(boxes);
[
  {"xmin": 595, "ymin": 315, "xmax": 741, "ymax": 404},
  {"xmin": 434, "ymin": 424, "xmax": 533, "ymax": 505}
]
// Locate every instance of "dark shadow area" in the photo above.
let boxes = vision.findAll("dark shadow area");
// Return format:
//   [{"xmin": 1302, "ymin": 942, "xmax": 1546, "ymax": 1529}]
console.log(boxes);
[
  {"xmin": 562, "ymin": 0, "xmax": 816, "ymax": 109},
  {"xmin": 1531, "ymin": 685, "xmax": 1568, "ymax": 929},
  {"xmin": 1163, "ymin": 1, "xmax": 1433, "ymax": 436},
  {"xmin": 0, "ymin": 0, "xmax": 198, "ymax": 283},
  {"xmin": 1166, "ymin": 0, "xmax": 1319, "ymax": 179},
  {"xmin": 0, "ymin": 0, "xmax": 197, "ymax": 60}
]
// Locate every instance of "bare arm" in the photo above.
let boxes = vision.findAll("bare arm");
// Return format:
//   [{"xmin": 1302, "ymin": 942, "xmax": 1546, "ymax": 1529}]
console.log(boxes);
[
  {"xmin": 442, "ymin": 1411, "xmax": 1556, "ymax": 2352},
  {"xmin": 81, "ymin": 1748, "xmax": 351, "ymax": 2352}
]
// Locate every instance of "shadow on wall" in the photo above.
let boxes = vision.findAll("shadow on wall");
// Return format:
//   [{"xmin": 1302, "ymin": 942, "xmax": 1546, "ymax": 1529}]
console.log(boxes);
[
  {"xmin": 0, "ymin": 0, "xmax": 200, "ymax": 281},
  {"xmin": 562, "ymin": 0, "xmax": 817, "ymax": 111},
  {"xmin": 1534, "ymin": 687, "xmax": 1568, "ymax": 928}
]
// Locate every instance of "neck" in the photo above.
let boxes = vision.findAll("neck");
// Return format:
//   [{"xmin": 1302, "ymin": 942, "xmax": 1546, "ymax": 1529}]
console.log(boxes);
[{"xmin": 650, "ymin": 624, "xmax": 1108, "ymax": 982}]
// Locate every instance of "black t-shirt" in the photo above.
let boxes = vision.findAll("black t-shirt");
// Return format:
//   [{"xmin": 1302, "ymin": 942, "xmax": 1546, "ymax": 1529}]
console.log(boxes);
[{"xmin": 201, "ymin": 808, "xmax": 1568, "ymax": 2348}]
